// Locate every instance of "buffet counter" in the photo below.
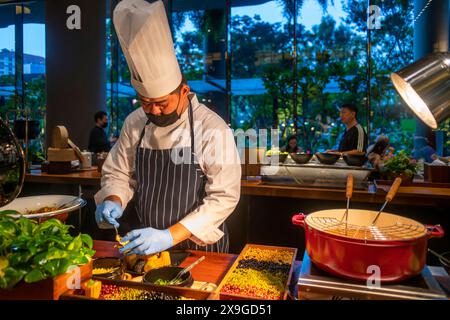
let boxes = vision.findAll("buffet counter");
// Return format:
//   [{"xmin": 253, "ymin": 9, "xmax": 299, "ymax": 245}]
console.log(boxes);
[{"xmin": 25, "ymin": 169, "xmax": 450, "ymax": 206}]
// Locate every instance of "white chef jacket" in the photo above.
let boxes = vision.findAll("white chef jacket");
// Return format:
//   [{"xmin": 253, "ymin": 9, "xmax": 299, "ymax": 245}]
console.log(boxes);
[{"xmin": 94, "ymin": 93, "xmax": 241, "ymax": 246}]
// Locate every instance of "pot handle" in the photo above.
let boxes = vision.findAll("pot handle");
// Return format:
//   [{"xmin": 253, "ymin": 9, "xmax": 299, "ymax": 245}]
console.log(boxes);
[
  {"xmin": 425, "ymin": 224, "xmax": 444, "ymax": 239},
  {"xmin": 292, "ymin": 213, "xmax": 306, "ymax": 228}
]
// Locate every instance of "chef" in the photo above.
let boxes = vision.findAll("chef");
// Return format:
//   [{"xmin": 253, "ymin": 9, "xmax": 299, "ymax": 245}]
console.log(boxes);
[{"xmin": 94, "ymin": 0, "xmax": 241, "ymax": 255}]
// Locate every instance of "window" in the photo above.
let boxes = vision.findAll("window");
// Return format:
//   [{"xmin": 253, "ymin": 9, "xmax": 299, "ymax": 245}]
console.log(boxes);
[
  {"xmin": 107, "ymin": 0, "xmax": 419, "ymax": 155},
  {"xmin": 0, "ymin": 1, "xmax": 46, "ymax": 164},
  {"xmin": 230, "ymin": 0, "xmax": 293, "ymax": 138},
  {"xmin": 106, "ymin": 0, "xmax": 137, "ymax": 136},
  {"xmin": 172, "ymin": 1, "xmax": 228, "ymax": 120},
  {"xmin": 0, "ymin": 4, "xmax": 16, "ymax": 115}
]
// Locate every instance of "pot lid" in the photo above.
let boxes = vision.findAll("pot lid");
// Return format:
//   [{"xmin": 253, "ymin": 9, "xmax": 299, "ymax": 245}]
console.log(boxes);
[
  {"xmin": 305, "ymin": 209, "xmax": 428, "ymax": 241},
  {"xmin": 0, "ymin": 118, "xmax": 25, "ymax": 207}
]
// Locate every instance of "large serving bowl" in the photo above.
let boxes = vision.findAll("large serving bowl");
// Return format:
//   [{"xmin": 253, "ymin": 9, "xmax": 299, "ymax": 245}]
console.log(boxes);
[
  {"xmin": 292, "ymin": 209, "xmax": 444, "ymax": 283},
  {"xmin": 315, "ymin": 152, "xmax": 340, "ymax": 165},
  {"xmin": 1, "ymin": 195, "xmax": 86, "ymax": 222},
  {"xmin": 343, "ymin": 154, "xmax": 367, "ymax": 167},
  {"xmin": 290, "ymin": 153, "xmax": 313, "ymax": 164}
]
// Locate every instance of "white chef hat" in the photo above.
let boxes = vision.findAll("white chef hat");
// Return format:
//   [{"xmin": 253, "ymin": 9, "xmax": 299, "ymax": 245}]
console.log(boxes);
[{"xmin": 113, "ymin": 0, "xmax": 182, "ymax": 98}]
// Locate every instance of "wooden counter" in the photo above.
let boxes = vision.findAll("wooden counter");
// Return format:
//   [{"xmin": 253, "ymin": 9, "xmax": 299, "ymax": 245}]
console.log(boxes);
[
  {"xmin": 26, "ymin": 168, "xmax": 102, "ymax": 186},
  {"xmin": 25, "ymin": 169, "xmax": 450, "ymax": 206},
  {"xmin": 93, "ymin": 240, "xmax": 237, "ymax": 285}
]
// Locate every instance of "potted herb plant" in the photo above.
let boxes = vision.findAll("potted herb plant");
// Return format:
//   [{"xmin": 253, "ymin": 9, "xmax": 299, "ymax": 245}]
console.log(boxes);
[{"xmin": 381, "ymin": 150, "xmax": 418, "ymax": 182}]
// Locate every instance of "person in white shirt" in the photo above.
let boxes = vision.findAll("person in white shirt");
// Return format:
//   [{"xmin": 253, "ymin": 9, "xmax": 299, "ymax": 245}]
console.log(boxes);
[{"xmin": 94, "ymin": 0, "xmax": 241, "ymax": 255}]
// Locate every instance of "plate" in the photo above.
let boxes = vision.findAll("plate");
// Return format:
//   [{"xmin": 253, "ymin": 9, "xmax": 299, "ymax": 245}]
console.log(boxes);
[{"xmin": 0, "ymin": 195, "xmax": 86, "ymax": 218}]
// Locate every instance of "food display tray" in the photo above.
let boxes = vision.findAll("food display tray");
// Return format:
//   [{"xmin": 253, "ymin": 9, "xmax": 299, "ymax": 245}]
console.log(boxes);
[
  {"xmin": 216, "ymin": 244, "xmax": 297, "ymax": 300},
  {"xmin": 61, "ymin": 277, "xmax": 216, "ymax": 300}
]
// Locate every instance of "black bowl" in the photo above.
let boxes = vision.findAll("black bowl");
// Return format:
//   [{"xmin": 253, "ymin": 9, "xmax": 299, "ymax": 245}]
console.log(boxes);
[
  {"xmin": 93, "ymin": 257, "xmax": 123, "ymax": 279},
  {"xmin": 315, "ymin": 152, "xmax": 340, "ymax": 165},
  {"xmin": 143, "ymin": 266, "xmax": 193, "ymax": 287},
  {"xmin": 290, "ymin": 153, "xmax": 313, "ymax": 164},
  {"xmin": 343, "ymin": 154, "xmax": 367, "ymax": 167}
]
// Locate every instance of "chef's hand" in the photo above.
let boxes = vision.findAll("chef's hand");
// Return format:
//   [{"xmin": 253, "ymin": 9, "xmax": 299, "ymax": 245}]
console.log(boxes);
[
  {"xmin": 119, "ymin": 227, "xmax": 173, "ymax": 256},
  {"xmin": 95, "ymin": 200, "xmax": 123, "ymax": 229}
]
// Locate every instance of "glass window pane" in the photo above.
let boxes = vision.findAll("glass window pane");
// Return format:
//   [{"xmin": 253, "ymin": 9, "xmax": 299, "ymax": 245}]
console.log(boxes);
[
  {"xmin": 296, "ymin": 0, "xmax": 365, "ymax": 153},
  {"xmin": 230, "ymin": 0, "xmax": 293, "ymax": 139},
  {"xmin": 172, "ymin": 1, "xmax": 228, "ymax": 120},
  {"xmin": 0, "ymin": 4, "xmax": 16, "ymax": 115}
]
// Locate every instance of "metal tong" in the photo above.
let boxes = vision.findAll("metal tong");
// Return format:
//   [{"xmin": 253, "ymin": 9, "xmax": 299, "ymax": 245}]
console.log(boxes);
[
  {"xmin": 371, "ymin": 177, "xmax": 402, "ymax": 226},
  {"xmin": 341, "ymin": 174, "xmax": 353, "ymax": 233},
  {"xmin": 56, "ymin": 196, "xmax": 82, "ymax": 210},
  {"xmin": 168, "ymin": 256, "xmax": 205, "ymax": 285}
]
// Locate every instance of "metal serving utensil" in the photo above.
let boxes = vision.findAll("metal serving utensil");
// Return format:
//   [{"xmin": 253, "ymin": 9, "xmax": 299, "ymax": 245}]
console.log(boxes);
[
  {"xmin": 167, "ymin": 256, "xmax": 205, "ymax": 285},
  {"xmin": 371, "ymin": 177, "xmax": 402, "ymax": 226},
  {"xmin": 340, "ymin": 174, "xmax": 353, "ymax": 234}
]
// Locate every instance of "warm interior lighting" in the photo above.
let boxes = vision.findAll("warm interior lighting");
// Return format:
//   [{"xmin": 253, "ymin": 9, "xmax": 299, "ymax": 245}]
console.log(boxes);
[
  {"xmin": 390, "ymin": 52, "xmax": 450, "ymax": 129},
  {"xmin": 391, "ymin": 73, "xmax": 437, "ymax": 129}
]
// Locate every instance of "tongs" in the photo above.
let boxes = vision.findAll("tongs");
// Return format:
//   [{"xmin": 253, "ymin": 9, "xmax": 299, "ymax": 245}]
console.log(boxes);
[
  {"xmin": 340, "ymin": 174, "xmax": 353, "ymax": 233},
  {"xmin": 56, "ymin": 196, "xmax": 82, "ymax": 210},
  {"xmin": 371, "ymin": 177, "xmax": 402, "ymax": 226},
  {"xmin": 167, "ymin": 256, "xmax": 205, "ymax": 285}
]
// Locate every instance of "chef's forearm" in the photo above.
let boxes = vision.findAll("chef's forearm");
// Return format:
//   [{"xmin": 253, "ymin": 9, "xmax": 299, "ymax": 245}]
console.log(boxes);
[{"xmin": 168, "ymin": 223, "xmax": 192, "ymax": 246}]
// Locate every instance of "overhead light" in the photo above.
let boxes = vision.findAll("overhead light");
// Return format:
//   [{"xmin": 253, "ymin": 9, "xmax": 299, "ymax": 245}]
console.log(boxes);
[
  {"xmin": 391, "ymin": 52, "xmax": 450, "ymax": 129},
  {"xmin": 16, "ymin": 6, "xmax": 31, "ymax": 15}
]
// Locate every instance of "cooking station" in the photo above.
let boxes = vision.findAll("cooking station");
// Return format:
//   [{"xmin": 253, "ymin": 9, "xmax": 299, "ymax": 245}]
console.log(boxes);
[{"xmin": 296, "ymin": 251, "xmax": 448, "ymax": 300}]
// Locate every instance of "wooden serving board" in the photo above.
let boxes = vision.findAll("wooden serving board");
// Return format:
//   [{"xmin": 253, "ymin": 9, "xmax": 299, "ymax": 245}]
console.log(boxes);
[
  {"xmin": 0, "ymin": 261, "xmax": 92, "ymax": 300},
  {"xmin": 215, "ymin": 244, "xmax": 297, "ymax": 300}
]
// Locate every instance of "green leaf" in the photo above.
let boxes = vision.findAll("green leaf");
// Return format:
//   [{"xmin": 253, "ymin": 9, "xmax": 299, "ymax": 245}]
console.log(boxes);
[
  {"xmin": 42, "ymin": 259, "xmax": 66, "ymax": 277},
  {"xmin": 0, "ymin": 267, "xmax": 27, "ymax": 289},
  {"xmin": 24, "ymin": 268, "xmax": 47, "ymax": 283},
  {"xmin": 67, "ymin": 235, "xmax": 82, "ymax": 251},
  {"xmin": 8, "ymin": 251, "xmax": 34, "ymax": 266},
  {"xmin": 80, "ymin": 234, "xmax": 93, "ymax": 249},
  {"xmin": 0, "ymin": 210, "xmax": 21, "ymax": 216}
]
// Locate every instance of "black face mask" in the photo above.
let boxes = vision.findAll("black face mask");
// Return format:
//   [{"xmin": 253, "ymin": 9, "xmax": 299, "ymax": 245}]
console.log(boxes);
[
  {"xmin": 146, "ymin": 93, "xmax": 181, "ymax": 127},
  {"xmin": 102, "ymin": 122, "xmax": 108, "ymax": 129},
  {"xmin": 146, "ymin": 109, "xmax": 180, "ymax": 127}
]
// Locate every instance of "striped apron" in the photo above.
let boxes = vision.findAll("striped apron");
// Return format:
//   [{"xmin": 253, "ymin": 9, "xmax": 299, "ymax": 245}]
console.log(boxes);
[{"xmin": 134, "ymin": 100, "xmax": 229, "ymax": 253}]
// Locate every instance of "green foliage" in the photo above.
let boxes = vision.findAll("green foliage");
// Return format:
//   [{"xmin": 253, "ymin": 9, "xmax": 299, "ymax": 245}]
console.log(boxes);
[
  {"xmin": 0, "ymin": 215, "xmax": 95, "ymax": 289},
  {"xmin": 382, "ymin": 149, "xmax": 418, "ymax": 179}
]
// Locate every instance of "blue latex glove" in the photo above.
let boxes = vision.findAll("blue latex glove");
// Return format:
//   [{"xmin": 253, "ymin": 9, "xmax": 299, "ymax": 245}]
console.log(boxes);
[
  {"xmin": 95, "ymin": 200, "xmax": 123, "ymax": 229},
  {"xmin": 119, "ymin": 227, "xmax": 173, "ymax": 256}
]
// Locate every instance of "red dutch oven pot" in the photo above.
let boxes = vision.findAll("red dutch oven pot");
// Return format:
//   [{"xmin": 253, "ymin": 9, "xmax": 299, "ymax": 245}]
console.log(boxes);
[{"xmin": 292, "ymin": 209, "xmax": 444, "ymax": 283}]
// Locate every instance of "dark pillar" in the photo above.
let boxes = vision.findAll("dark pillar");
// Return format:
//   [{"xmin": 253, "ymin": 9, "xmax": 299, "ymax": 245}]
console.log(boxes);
[
  {"xmin": 203, "ymin": 9, "xmax": 228, "ymax": 122},
  {"xmin": 46, "ymin": 0, "xmax": 106, "ymax": 150},
  {"xmin": 413, "ymin": 0, "xmax": 449, "ymax": 154}
]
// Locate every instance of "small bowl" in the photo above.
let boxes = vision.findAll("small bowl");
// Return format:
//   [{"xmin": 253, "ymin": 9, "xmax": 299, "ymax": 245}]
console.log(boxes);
[
  {"xmin": 93, "ymin": 257, "xmax": 123, "ymax": 279},
  {"xmin": 315, "ymin": 152, "xmax": 340, "ymax": 165},
  {"xmin": 290, "ymin": 153, "xmax": 313, "ymax": 164},
  {"xmin": 343, "ymin": 154, "xmax": 367, "ymax": 167},
  {"xmin": 143, "ymin": 266, "xmax": 193, "ymax": 287},
  {"xmin": 438, "ymin": 251, "xmax": 450, "ymax": 275}
]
